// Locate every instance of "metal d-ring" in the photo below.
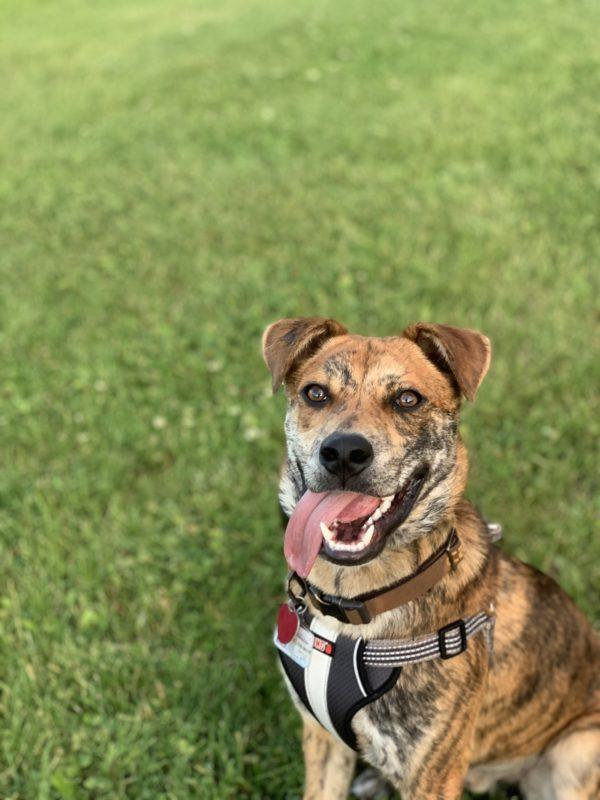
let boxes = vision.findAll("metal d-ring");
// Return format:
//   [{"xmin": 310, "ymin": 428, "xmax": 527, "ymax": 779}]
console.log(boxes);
[{"xmin": 287, "ymin": 572, "xmax": 308, "ymax": 614}]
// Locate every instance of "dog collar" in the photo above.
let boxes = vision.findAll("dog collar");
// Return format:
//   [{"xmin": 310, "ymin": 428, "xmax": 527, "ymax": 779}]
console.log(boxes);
[{"xmin": 288, "ymin": 528, "xmax": 463, "ymax": 625}]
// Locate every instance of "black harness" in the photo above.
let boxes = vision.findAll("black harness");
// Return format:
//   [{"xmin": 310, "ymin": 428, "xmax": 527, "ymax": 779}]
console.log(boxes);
[
  {"xmin": 275, "ymin": 608, "xmax": 493, "ymax": 750},
  {"xmin": 274, "ymin": 523, "xmax": 501, "ymax": 750},
  {"xmin": 276, "ymin": 614, "xmax": 400, "ymax": 749}
]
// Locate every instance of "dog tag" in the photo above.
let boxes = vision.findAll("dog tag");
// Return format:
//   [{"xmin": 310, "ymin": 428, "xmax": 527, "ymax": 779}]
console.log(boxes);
[
  {"xmin": 277, "ymin": 603, "xmax": 299, "ymax": 644},
  {"xmin": 274, "ymin": 606, "xmax": 314, "ymax": 668}
]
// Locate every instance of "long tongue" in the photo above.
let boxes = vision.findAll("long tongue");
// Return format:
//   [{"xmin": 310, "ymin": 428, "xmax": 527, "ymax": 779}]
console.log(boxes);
[{"xmin": 284, "ymin": 490, "xmax": 380, "ymax": 578}]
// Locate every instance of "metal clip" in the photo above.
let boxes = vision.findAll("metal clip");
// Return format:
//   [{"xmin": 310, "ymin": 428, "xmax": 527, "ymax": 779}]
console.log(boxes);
[{"xmin": 287, "ymin": 572, "xmax": 308, "ymax": 614}]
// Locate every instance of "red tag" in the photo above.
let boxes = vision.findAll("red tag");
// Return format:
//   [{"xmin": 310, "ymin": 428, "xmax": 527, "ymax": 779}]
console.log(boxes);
[
  {"xmin": 313, "ymin": 636, "xmax": 335, "ymax": 656},
  {"xmin": 277, "ymin": 603, "xmax": 299, "ymax": 644}
]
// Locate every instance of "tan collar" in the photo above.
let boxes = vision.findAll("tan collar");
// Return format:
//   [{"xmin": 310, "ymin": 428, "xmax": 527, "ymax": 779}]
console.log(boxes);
[{"xmin": 288, "ymin": 529, "xmax": 463, "ymax": 625}]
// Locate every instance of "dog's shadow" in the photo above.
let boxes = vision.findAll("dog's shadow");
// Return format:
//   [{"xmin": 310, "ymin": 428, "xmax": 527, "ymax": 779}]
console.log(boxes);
[{"xmin": 351, "ymin": 767, "xmax": 523, "ymax": 800}]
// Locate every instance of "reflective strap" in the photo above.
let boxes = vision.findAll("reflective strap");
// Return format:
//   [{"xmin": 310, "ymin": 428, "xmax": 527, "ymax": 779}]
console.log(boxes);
[
  {"xmin": 363, "ymin": 612, "xmax": 493, "ymax": 666},
  {"xmin": 352, "ymin": 638, "xmax": 367, "ymax": 698}
]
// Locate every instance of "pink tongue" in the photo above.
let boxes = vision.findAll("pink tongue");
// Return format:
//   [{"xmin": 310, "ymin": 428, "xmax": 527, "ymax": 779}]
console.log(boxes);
[{"xmin": 284, "ymin": 490, "xmax": 380, "ymax": 578}]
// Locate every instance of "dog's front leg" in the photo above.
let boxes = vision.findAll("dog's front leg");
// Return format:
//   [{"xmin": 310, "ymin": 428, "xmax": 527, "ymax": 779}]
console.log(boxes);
[
  {"xmin": 393, "ymin": 753, "xmax": 472, "ymax": 800},
  {"xmin": 391, "ymin": 719, "xmax": 477, "ymax": 800},
  {"xmin": 302, "ymin": 716, "xmax": 357, "ymax": 800}
]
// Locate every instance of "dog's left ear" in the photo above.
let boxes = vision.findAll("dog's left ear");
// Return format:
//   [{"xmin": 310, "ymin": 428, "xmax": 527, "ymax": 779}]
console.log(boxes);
[
  {"xmin": 262, "ymin": 317, "xmax": 347, "ymax": 393},
  {"xmin": 402, "ymin": 322, "xmax": 491, "ymax": 401}
]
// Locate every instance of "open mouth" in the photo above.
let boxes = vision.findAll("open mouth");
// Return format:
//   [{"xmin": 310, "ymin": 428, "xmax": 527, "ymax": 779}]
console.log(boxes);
[{"xmin": 284, "ymin": 466, "xmax": 428, "ymax": 577}]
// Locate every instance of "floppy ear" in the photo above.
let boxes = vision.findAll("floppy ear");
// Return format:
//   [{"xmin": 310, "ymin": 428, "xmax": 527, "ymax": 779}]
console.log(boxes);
[
  {"xmin": 262, "ymin": 317, "xmax": 347, "ymax": 393},
  {"xmin": 402, "ymin": 322, "xmax": 491, "ymax": 401}
]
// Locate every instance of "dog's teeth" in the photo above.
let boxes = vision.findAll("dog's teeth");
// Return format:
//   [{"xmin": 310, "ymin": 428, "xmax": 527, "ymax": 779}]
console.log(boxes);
[
  {"xmin": 371, "ymin": 508, "xmax": 382, "ymax": 521},
  {"xmin": 328, "ymin": 539, "xmax": 354, "ymax": 552},
  {"xmin": 320, "ymin": 522, "xmax": 335, "ymax": 542},
  {"xmin": 379, "ymin": 498, "xmax": 393, "ymax": 514},
  {"xmin": 325, "ymin": 522, "xmax": 376, "ymax": 554}
]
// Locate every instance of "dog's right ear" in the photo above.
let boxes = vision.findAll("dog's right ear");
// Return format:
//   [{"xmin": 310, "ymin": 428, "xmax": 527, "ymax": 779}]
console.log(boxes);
[{"xmin": 262, "ymin": 317, "xmax": 347, "ymax": 393}]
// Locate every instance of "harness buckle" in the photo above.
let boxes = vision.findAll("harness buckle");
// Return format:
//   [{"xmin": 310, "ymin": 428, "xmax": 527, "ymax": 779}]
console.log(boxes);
[
  {"xmin": 309, "ymin": 585, "xmax": 371, "ymax": 624},
  {"xmin": 345, "ymin": 602, "xmax": 371, "ymax": 625},
  {"xmin": 438, "ymin": 619, "xmax": 467, "ymax": 659}
]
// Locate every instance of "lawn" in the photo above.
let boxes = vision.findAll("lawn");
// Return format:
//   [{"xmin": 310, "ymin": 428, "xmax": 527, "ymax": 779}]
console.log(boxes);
[{"xmin": 0, "ymin": 0, "xmax": 598, "ymax": 797}]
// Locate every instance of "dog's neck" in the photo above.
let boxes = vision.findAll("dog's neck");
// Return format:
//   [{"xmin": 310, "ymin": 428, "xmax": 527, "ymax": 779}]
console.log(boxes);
[{"xmin": 303, "ymin": 498, "xmax": 494, "ymax": 640}]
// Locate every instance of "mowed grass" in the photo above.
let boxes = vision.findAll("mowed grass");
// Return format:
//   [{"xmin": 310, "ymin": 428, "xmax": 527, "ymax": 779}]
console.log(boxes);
[{"xmin": 0, "ymin": 0, "xmax": 598, "ymax": 797}]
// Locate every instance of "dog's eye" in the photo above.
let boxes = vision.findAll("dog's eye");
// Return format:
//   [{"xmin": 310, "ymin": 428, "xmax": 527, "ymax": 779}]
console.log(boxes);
[
  {"xmin": 303, "ymin": 384, "xmax": 329, "ymax": 404},
  {"xmin": 393, "ymin": 390, "xmax": 422, "ymax": 410}
]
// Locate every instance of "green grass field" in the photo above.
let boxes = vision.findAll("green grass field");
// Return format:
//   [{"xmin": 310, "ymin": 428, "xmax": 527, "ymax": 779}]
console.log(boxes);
[{"xmin": 0, "ymin": 0, "xmax": 598, "ymax": 797}]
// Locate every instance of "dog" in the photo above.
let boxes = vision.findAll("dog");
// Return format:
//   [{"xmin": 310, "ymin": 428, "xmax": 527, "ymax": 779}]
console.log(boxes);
[{"xmin": 263, "ymin": 317, "xmax": 599, "ymax": 800}]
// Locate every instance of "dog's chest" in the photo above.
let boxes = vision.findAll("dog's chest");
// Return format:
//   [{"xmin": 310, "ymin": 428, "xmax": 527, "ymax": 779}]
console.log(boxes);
[{"xmin": 352, "ymin": 666, "xmax": 444, "ymax": 778}]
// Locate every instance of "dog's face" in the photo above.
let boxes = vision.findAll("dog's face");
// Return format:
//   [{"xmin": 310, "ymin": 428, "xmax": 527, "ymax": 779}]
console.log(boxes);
[{"xmin": 263, "ymin": 318, "xmax": 490, "ymax": 578}]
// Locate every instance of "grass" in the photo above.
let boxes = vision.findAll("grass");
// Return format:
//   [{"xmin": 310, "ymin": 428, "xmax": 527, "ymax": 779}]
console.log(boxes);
[{"xmin": 0, "ymin": 0, "xmax": 598, "ymax": 797}]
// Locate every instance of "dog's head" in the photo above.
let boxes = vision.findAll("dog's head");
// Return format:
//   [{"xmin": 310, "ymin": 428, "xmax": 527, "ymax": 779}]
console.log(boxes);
[{"xmin": 263, "ymin": 317, "xmax": 490, "ymax": 581}]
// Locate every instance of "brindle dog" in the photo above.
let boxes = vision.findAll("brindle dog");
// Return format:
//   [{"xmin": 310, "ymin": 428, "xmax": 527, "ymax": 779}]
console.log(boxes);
[{"xmin": 263, "ymin": 317, "xmax": 600, "ymax": 800}]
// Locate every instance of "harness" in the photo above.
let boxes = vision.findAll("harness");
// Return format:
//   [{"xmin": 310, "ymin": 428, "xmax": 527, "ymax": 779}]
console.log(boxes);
[{"xmin": 274, "ymin": 525, "xmax": 500, "ymax": 750}]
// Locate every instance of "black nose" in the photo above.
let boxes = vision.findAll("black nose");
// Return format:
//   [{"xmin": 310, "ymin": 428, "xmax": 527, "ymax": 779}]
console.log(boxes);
[{"xmin": 319, "ymin": 432, "xmax": 374, "ymax": 480}]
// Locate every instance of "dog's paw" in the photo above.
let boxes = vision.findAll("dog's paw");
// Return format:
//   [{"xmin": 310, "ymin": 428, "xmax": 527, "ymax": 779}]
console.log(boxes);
[{"xmin": 351, "ymin": 768, "xmax": 394, "ymax": 799}]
